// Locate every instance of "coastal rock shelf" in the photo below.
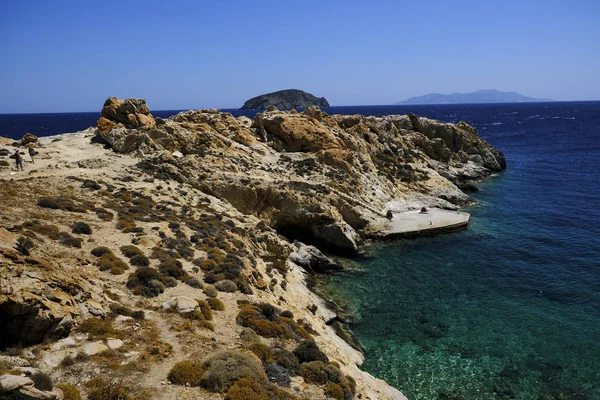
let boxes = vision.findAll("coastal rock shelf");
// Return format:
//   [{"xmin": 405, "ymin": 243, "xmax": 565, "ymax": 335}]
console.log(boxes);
[{"xmin": 381, "ymin": 208, "xmax": 470, "ymax": 239}]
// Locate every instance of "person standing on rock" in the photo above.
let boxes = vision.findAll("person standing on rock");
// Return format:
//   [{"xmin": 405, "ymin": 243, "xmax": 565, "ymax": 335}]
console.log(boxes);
[
  {"xmin": 14, "ymin": 149, "xmax": 23, "ymax": 171},
  {"xmin": 28, "ymin": 144, "xmax": 37, "ymax": 164}
]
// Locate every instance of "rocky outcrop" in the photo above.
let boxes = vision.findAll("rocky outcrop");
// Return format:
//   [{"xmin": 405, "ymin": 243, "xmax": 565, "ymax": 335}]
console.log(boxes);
[
  {"xmin": 290, "ymin": 243, "xmax": 342, "ymax": 274},
  {"xmin": 241, "ymin": 89, "xmax": 330, "ymax": 110},
  {"xmin": 0, "ymin": 246, "xmax": 103, "ymax": 349},
  {"xmin": 98, "ymin": 98, "xmax": 505, "ymax": 252},
  {"xmin": 21, "ymin": 133, "xmax": 39, "ymax": 145},
  {"xmin": 96, "ymin": 97, "xmax": 156, "ymax": 136}
]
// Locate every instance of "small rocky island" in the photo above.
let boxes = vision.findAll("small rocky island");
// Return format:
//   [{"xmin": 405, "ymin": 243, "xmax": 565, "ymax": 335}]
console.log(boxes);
[
  {"xmin": 241, "ymin": 89, "xmax": 330, "ymax": 110},
  {"xmin": 0, "ymin": 98, "xmax": 505, "ymax": 399}
]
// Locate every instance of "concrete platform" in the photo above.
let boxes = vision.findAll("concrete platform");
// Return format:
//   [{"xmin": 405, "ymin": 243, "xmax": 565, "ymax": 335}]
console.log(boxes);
[{"xmin": 381, "ymin": 208, "xmax": 470, "ymax": 239}]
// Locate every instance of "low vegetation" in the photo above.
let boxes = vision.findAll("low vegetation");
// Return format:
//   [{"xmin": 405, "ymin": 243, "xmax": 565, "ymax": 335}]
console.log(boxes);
[{"xmin": 236, "ymin": 303, "xmax": 311, "ymax": 340}]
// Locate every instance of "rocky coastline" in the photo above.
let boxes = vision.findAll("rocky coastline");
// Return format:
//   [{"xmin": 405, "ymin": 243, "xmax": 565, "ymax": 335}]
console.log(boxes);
[{"xmin": 0, "ymin": 97, "xmax": 505, "ymax": 399}]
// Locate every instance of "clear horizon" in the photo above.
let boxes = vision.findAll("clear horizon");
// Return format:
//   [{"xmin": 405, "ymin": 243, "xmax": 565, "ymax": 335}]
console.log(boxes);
[{"xmin": 1, "ymin": 0, "xmax": 599, "ymax": 113}]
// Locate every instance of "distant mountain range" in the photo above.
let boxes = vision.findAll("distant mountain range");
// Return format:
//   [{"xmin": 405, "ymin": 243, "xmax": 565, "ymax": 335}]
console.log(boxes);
[{"xmin": 397, "ymin": 89, "xmax": 553, "ymax": 105}]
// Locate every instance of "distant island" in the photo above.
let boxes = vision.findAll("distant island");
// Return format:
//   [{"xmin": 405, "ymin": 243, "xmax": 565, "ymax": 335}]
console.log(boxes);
[
  {"xmin": 241, "ymin": 89, "xmax": 330, "ymax": 110},
  {"xmin": 397, "ymin": 89, "xmax": 553, "ymax": 105}
]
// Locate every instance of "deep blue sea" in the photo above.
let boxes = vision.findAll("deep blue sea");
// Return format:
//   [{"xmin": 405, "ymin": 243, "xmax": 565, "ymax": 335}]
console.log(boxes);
[{"xmin": 2, "ymin": 102, "xmax": 599, "ymax": 399}]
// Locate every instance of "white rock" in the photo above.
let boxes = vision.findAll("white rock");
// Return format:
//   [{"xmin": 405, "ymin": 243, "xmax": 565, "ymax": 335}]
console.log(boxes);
[
  {"xmin": 50, "ymin": 337, "xmax": 77, "ymax": 351},
  {"xmin": 106, "ymin": 339, "xmax": 124, "ymax": 350},
  {"xmin": 172, "ymin": 151, "xmax": 184, "ymax": 158},
  {"xmin": 0, "ymin": 374, "xmax": 32, "ymax": 391},
  {"xmin": 161, "ymin": 296, "xmax": 197, "ymax": 313},
  {"xmin": 83, "ymin": 341, "xmax": 109, "ymax": 356}
]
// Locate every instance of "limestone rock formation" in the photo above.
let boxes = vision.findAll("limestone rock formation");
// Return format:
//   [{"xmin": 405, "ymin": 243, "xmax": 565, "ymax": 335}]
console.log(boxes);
[
  {"xmin": 96, "ymin": 97, "xmax": 156, "ymax": 137},
  {"xmin": 240, "ymin": 89, "xmax": 330, "ymax": 110},
  {"xmin": 96, "ymin": 98, "xmax": 505, "ymax": 252}
]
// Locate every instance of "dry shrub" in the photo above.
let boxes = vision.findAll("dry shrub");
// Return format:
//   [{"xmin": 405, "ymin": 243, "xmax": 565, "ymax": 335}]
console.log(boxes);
[
  {"xmin": 120, "ymin": 245, "xmax": 144, "ymax": 258},
  {"xmin": 31, "ymin": 372, "xmax": 53, "ymax": 390},
  {"xmin": 200, "ymin": 350, "xmax": 267, "ymax": 393},
  {"xmin": 38, "ymin": 196, "xmax": 89, "ymax": 213},
  {"xmin": 97, "ymin": 253, "xmax": 128, "ymax": 275},
  {"xmin": 224, "ymin": 378, "xmax": 267, "ymax": 400},
  {"xmin": 168, "ymin": 360, "xmax": 204, "ymax": 386},
  {"xmin": 248, "ymin": 342, "xmax": 273, "ymax": 364},
  {"xmin": 56, "ymin": 383, "xmax": 82, "ymax": 400},
  {"xmin": 91, "ymin": 246, "xmax": 114, "ymax": 257},
  {"xmin": 236, "ymin": 303, "xmax": 311, "ymax": 340},
  {"xmin": 78, "ymin": 317, "xmax": 122, "ymax": 340},
  {"xmin": 197, "ymin": 300, "xmax": 213, "ymax": 320},
  {"xmin": 126, "ymin": 267, "xmax": 165, "ymax": 297},
  {"xmin": 198, "ymin": 320, "xmax": 214, "ymax": 331},
  {"xmin": 86, "ymin": 377, "xmax": 131, "ymax": 400},
  {"xmin": 207, "ymin": 297, "xmax": 225, "ymax": 311},
  {"xmin": 60, "ymin": 235, "xmax": 83, "ymax": 248},
  {"xmin": 72, "ymin": 221, "xmax": 92, "ymax": 235},
  {"xmin": 324, "ymin": 383, "xmax": 345, "ymax": 400},
  {"xmin": 225, "ymin": 378, "xmax": 298, "ymax": 400},
  {"xmin": 299, "ymin": 361, "xmax": 355, "ymax": 399},
  {"xmin": 27, "ymin": 222, "xmax": 61, "ymax": 239}
]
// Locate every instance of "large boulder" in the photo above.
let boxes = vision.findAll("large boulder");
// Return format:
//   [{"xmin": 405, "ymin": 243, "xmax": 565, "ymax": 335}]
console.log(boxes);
[
  {"xmin": 290, "ymin": 243, "xmax": 342, "ymax": 273},
  {"xmin": 21, "ymin": 133, "xmax": 38, "ymax": 145},
  {"xmin": 96, "ymin": 97, "xmax": 156, "ymax": 136},
  {"xmin": 0, "ymin": 374, "xmax": 64, "ymax": 399}
]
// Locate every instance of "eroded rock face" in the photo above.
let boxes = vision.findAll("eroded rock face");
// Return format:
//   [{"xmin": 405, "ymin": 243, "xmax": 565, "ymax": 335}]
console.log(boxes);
[{"xmin": 0, "ymin": 248, "xmax": 98, "ymax": 349}]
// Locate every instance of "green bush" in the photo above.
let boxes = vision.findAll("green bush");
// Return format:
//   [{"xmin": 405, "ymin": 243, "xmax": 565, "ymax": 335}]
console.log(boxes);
[
  {"xmin": 130, "ymin": 254, "xmax": 150, "ymax": 267},
  {"xmin": 126, "ymin": 267, "xmax": 165, "ymax": 297},
  {"xmin": 200, "ymin": 350, "xmax": 267, "ymax": 392},
  {"xmin": 293, "ymin": 340, "xmax": 329, "ymax": 364},
  {"xmin": 168, "ymin": 360, "xmax": 205, "ymax": 386},
  {"xmin": 187, "ymin": 277, "xmax": 202, "ymax": 288},
  {"xmin": 159, "ymin": 257, "xmax": 187, "ymax": 280},
  {"xmin": 72, "ymin": 221, "xmax": 92, "ymax": 235},
  {"xmin": 273, "ymin": 349, "xmax": 301, "ymax": 375}
]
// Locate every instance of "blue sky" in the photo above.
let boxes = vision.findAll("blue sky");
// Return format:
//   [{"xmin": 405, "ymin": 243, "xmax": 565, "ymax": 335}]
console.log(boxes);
[{"xmin": 1, "ymin": 0, "xmax": 599, "ymax": 112}]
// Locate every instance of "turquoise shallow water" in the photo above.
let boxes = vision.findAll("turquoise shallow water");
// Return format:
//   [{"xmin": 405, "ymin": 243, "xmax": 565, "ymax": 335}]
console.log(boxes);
[{"xmin": 325, "ymin": 102, "xmax": 600, "ymax": 399}]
